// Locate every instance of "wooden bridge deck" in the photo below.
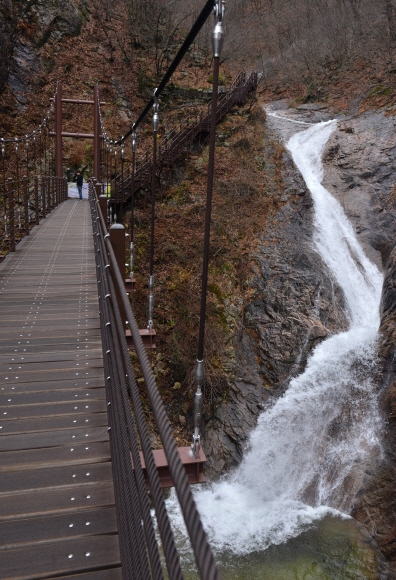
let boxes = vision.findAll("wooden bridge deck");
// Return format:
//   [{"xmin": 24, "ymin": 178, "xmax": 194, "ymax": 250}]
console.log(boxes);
[{"xmin": 0, "ymin": 200, "xmax": 122, "ymax": 580}]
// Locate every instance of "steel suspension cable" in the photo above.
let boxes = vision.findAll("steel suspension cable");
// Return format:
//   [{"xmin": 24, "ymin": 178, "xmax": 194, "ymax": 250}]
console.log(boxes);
[
  {"xmin": 99, "ymin": 0, "xmax": 215, "ymax": 148},
  {"xmin": 191, "ymin": 0, "xmax": 224, "ymax": 460}
]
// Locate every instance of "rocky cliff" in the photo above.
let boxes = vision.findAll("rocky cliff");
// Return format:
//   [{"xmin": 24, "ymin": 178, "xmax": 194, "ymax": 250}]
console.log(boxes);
[
  {"xmin": 204, "ymin": 104, "xmax": 396, "ymax": 574},
  {"xmin": 0, "ymin": 0, "xmax": 82, "ymax": 107}
]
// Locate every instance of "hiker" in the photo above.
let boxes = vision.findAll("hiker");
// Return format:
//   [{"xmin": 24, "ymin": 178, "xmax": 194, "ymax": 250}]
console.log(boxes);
[{"xmin": 76, "ymin": 171, "xmax": 83, "ymax": 199}]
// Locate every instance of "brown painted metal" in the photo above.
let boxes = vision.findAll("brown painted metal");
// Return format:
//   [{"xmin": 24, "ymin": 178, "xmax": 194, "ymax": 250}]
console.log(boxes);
[
  {"xmin": 125, "ymin": 277, "xmax": 136, "ymax": 293},
  {"xmin": 55, "ymin": 82, "xmax": 63, "ymax": 178},
  {"xmin": 126, "ymin": 328, "xmax": 156, "ymax": 350},
  {"xmin": 138, "ymin": 447, "xmax": 206, "ymax": 488},
  {"xmin": 7, "ymin": 178, "xmax": 15, "ymax": 252},
  {"xmin": 109, "ymin": 224, "xmax": 126, "ymax": 329},
  {"xmin": 50, "ymin": 98, "xmax": 107, "ymax": 105},
  {"xmin": 98, "ymin": 192, "xmax": 108, "ymax": 227},
  {"xmin": 41, "ymin": 176, "xmax": 46, "ymax": 217},
  {"xmin": 23, "ymin": 175, "xmax": 29, "ymax": 234},
  {"xmin": 94, "ymin": 87, "xmax": 101, "ymax": 180},
  {"xmin": 50, "ymin": 132, "xmax": 97, "ymax": 139},
  {"xmin": 109, "ymin": 72, "xmax": 258, "ymax": 206},
  {"xmin": 35, "ymin": 176, "xmax": 39, "ymax": 225}
]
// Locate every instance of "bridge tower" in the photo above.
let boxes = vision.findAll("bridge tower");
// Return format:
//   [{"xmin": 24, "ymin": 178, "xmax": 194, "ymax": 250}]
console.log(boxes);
[{"xmin": 53, "ymin": 82, "xmax": 102, "ymax": 180}]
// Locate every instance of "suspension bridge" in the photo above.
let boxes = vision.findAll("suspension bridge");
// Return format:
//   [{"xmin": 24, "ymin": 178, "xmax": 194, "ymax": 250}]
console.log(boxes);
[{"xmin": 0, "ymin": 1, "xmax": 258, "ymax": 578}]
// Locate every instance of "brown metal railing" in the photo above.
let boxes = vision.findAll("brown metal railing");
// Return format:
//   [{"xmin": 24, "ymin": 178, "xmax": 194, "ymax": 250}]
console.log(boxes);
[
  {"xmin": 110, "ymin": 70, "xmax": 258, "ymax": 204},
  {"xmin": 0, "ymin": 175, "xmax": 67, "ymax": 260},
  {"xmin": 89, "ymin": 180, "xmax": 219, "ymax": 580}
]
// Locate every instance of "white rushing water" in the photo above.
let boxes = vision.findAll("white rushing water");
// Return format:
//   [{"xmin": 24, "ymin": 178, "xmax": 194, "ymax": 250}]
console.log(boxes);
[{"xmin": 168, "ymin": 120, "xmax": 384, "ymax": 558}]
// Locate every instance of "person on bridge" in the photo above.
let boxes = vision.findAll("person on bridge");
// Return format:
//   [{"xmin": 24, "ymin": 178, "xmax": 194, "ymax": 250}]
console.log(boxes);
[{"xmin": 76, "ymin": 171, "xmax": 83, "ymax": 199}]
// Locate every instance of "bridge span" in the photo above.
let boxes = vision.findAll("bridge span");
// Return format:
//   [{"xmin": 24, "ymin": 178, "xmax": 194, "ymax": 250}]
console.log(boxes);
[{"xmin": 0, "ymin": 199, "xmax": 122, "ymax": 579}]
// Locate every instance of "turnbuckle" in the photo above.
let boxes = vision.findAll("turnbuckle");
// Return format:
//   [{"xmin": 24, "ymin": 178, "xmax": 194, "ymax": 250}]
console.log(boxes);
[{"xmin": 152, "ymin": 90, "xmax": 159, "ymax": 133}]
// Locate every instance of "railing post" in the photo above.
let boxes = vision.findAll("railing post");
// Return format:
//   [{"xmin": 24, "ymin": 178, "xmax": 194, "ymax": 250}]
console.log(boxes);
[
  {"xmin": 23, "ymin": 175, "xmax": 29, "ymax": 234},
  {"xmin": 94, "ymin": 86, "xmax": 101, "ymax": 180},
  {"xmin": 42, "ymin": 177, "xmax": 46, "ymax": 217},
  {"xmin": 47, "ymin": 177, "xmax": 50, "ymax": 210},
  {"xmin": 7, "ymin": 178, "xmax": 15, "ymax": 252},
  {"xmin": 55, "ymin": 81, "xmax": 63, "ymax": 178},
  {"xmin": 109, "ymin": 223, "xmax": 126, "ymax": 328},
  {"xmin": 98, "ymin": 190, "xmax": 108, "ymax": 227},
  {"xmin": 35, "ymin": 176, "xmax": 40, "ymax": 225}
]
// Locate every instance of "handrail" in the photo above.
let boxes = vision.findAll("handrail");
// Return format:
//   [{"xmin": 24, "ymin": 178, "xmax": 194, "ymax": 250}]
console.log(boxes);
[
  {"xmin": 110, "ymin": 70, "xmax": 258, "ymax": 203},
  {"xmin": 0, "ymin": 176, "xmax": 67, "ymax": 260},
  {"xmin": 89, "ymin": 181, "xmax": 220, "ymax": 580}
]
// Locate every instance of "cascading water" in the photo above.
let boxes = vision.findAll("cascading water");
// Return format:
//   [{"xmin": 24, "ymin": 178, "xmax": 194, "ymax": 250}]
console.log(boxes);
[{"xmin": 167, "ymin": 120, "xmax": 384, "ymax": 566}]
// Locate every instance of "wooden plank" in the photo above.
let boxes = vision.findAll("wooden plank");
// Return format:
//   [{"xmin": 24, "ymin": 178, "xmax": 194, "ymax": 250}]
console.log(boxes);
[
  {"xmin": 0, "ymin": 359, "xmax": 103, "ymax": 372},
  {"xmin": 0, "ymin": 320, "xmax": 100, "ymax": 329},
  {"xmin": 0, "ymin": 461, "xmax": 112, "ymax": 493},
  {"xmin": 0, "ymin": 481, "xmax": 115, "ymax": 519},
  {"xmin": 0, "ymin": 399, "xmax": 107, "ymax": 420},
  {"xmin": 46, "ymin": 567, "xmax": 123, "ymax": 580},
  {"xmin": 0, "ymin": 379, "xmax": 105, "ymax": 396},
  {"xmin": 0, "ymin": 316, "xmax": 99, "ymax": 325},
  {"xmin": 0, "ymin": 425, "xmax": 110, "ymax": 451},
  {"xmin": 0, "ymin": 507, "xmax": 118, "ymax": 549},
  {"xmin": 0, "ymin": 352, "xmax": 103, "ymax": 364},
  {"xmin": 0, "ymin": 533, "xmax": 120, "ymax": 580},
  {"xmin": 0, "ymin": 336, "xmax": 102, "ymax": 347},
  {"xmin": 0, "ymin": 342, "xmax": 102, "ymax": 355},
  {"xmin": 0, "ymin": 387, "xmax": 106, "ymax": 406},
  {"xmin": 0, "ymin": 369, "xmax": 104, "ymax": 383},
  {"xmin": 0, "ymin": 441, "xmax": 111, "ymax": 472},
  {"xmin": 0, "ymin": 411, "xmax": 108, "ymax": 435},
  {"xmin": 0, "ymin": 201, "xmax": 122, "ymax": 578}
]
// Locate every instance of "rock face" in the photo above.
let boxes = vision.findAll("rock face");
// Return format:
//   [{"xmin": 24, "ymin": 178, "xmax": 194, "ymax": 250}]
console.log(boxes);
[
  {"xmin": 351, "ymin": 245, "xmax": 396, "ymax": 570},
  {"xmin": 320, "ymin": 112, "xmax": 396, "ymax": 569},
  {"xmin": 0, "ymin": 0, "xmax": 15, "ymax": 94},
  {"xmin": 0, "ymin": 0, "xmax": 83, "ymax": 106},
  {"xmin": 204, "ymin": 109, "xmax": 352, "ymax": 477},
  {"xmin": 204, "ymin": 105, "xmax": 396, "ymax": 572}
]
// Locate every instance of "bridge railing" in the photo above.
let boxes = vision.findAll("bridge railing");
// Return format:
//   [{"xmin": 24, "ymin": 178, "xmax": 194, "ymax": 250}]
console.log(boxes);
[
  {"xmin": 89, "ymin": 180, "xmax": 219, "ymax": 580},
  {"xmin": 109, "ymin": 70, "xmax": 258, "ymax": 205},
  {"xmin": 0, "ymin": 176, "xmax": 67, "ymax": 259}
]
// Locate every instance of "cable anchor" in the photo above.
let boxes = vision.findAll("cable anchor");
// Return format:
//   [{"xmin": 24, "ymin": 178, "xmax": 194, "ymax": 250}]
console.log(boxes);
[
  {"xmin": 212, "ymin": 0, "xmax": 225, "ymax": 58},
  {"xmin": 147, "ymin": 274, "xmax": 154, "ymax": 332},
  {"xmin": 191, "ymin": 359, "xmax": 205, "ymax": 458},
  {"xmin": 152, "ymin": 90, "xmax": 159, "ymax": 133}
]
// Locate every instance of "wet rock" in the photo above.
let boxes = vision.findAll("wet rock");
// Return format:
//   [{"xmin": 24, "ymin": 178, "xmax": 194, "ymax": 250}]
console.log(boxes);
[
  {"xmin": 322, "ymin": 112, "xmax": 396, "ymax": 270},
  {"xmin": 309, "ymin": 320, "xmax": 328, "ymax": 340},
  {"xmin": 204, "ymin": 138, "xmax": 349, "ymax": 478},
  {"xmin": 352, "ymin": 245, "xmax": 396, "ymax": 572},
  {"xmin": 204, "ymin": 107, "xmax": 396, "ymax": 576}
]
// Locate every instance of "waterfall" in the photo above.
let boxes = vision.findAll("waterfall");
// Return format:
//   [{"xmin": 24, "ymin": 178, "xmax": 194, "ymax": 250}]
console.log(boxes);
[{"xmin": 168, "ymin": 120, "xmax": 384, "ymax": 557}]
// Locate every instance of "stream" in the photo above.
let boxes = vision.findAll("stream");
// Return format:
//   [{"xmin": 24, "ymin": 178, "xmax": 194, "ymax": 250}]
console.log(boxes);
[{"xmin": 166, "ymin": 119, "xmax": 387, "ymax": 578}]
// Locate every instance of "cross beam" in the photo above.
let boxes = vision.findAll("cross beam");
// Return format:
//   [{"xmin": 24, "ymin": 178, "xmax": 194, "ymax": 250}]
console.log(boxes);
[{"xmin": 54, "ymin": 82, "xmax": 102, "ymax": 180}]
